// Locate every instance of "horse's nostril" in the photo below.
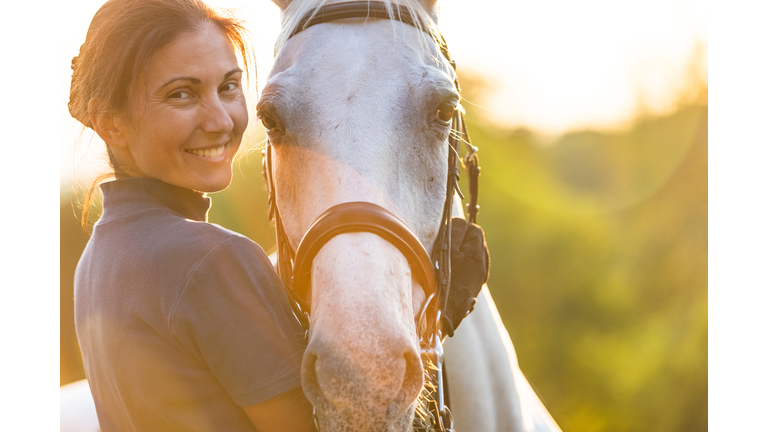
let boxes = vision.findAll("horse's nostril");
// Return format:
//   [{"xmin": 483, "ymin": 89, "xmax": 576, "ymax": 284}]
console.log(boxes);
[
  {"xmin": 301, "ymin": 350, "xmax": 338, "ymax": 418},
  {"xmin": 301, "ymin": 351, "xmax": 319, "ymax": 394},
  {"xmin": 402, "ymin": 349, "xmax": 427, "ymax": 403},
  {"xmin": 303, "ymin": 334, "xmax": 425, "ymax": 416}
]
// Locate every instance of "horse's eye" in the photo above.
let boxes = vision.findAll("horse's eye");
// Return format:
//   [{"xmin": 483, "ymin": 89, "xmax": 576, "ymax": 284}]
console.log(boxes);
[
  {"xmin": 260, "ymin": 114, "xmax": 278, "ymax": 131},
  {"xmin": 436, "ymin": 102, "xmax": 456, "ymax": 123}
]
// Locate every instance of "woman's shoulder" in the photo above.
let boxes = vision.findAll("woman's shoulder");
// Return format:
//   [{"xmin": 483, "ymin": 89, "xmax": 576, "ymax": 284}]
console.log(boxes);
[
  {"xmin": 175, "ymin": 220, "xmax": 272, "ymax": 267},
  {"xmin": 180, "ymin": 221, "xmax": 277, "ymax": 276},
  {"xmin": 184, "ymin": 219, "xmax": 247, "ymax": 246},
  {"xmin": 100, "ymin": 200, "xmax": 250, "ymax": 246},
  {"xmin": 87, "ymin": 208, "xmax": 272, "ymax": 279}
]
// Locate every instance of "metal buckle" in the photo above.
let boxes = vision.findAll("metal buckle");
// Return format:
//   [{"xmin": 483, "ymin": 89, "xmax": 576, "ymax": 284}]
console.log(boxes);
[
  {"xmin": 463, "ymin": 143, "xmax": 478, "ymax": 164},
  {"xmin": 420, "ymin": 325, "xmax": 454, "ymax": 432},
  {"xmin": 416, "ymin": 293, "xmax": 436, "ymax": 343}
]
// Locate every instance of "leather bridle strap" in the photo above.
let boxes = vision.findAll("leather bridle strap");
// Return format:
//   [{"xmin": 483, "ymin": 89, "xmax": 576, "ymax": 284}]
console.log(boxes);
[
  {"xmin": 289, "ymin": 1, "xmax": 428, "ymax": 40},
  {"xmin": 288, "ymin": 1, "xmax": 457, "ymax": 68},
  {"xmin": 292, "ymin": 202, "xmax": 437, "ymax": 312}
]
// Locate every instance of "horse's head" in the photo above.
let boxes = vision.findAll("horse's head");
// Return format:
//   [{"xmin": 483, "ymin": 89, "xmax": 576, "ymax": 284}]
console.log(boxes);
[{"xmin": 258, "ymin": 1, "xmax": 458, "ymax": 429}]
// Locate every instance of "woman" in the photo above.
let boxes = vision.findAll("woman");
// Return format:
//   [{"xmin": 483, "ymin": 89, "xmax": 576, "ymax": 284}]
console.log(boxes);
[{"xmin": 69, "ymin": 0, "xmax": 315, "ymax": 430}]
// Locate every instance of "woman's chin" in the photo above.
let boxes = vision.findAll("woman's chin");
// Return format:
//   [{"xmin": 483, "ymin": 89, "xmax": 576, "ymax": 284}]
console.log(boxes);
[
  {"xmin": 194, "ymin": 175, "xmax": 233, "ymax": 194},
  {"xmin": 164, "ymin": 168, "xmax": 234, "ymax": 193}
]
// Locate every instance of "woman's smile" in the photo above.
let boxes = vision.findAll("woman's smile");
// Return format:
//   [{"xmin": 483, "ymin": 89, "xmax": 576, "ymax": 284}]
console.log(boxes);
[{"xmin": 185, "ymin": 142, "xmax": 232, "ymax": 161}]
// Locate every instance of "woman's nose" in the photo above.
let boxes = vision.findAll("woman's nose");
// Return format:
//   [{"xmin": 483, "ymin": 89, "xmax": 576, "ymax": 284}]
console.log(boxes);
[{"xmin": 201, "ymin": 97, "xmax": 235, "ymax": 135}]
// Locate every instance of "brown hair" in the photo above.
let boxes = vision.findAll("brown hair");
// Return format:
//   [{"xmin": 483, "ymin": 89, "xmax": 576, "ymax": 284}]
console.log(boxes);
[{"xmin": 69, "ymin": 0, "xmax": 253, "ymax": 229}]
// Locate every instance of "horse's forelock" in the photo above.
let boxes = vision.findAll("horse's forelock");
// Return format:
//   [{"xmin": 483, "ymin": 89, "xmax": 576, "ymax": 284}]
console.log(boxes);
[{"xmin": 274, "ymin": 0, "xmax": 442, "ymax": 57}]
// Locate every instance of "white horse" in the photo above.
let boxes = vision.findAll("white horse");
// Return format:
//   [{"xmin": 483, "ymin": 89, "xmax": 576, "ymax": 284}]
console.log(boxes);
[
  {"xmin": 61, "ymin": 1, "xmax": 562, "ymax": 430},
  {"xmin": 60, "ymin": 379, "xmax": 100, "ymax": 432},
  {"xmin": 258, "ymin": 0, "xmax": 562, "ymax": 431}
]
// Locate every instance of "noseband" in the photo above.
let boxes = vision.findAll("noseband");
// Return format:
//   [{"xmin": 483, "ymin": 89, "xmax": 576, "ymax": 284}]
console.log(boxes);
[
  {"xmin": 292, "ymin": 202, "xmax": 437, "ymax": 313},
  {"xmin": 261, "ymin": 3, "xmax": 482, "ymax": 431}
]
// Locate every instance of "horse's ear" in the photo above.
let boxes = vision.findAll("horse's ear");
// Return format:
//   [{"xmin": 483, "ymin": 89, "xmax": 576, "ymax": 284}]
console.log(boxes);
[{"xmin": 270, "ymin": 0, "xmax": 291, "ymax": 10}]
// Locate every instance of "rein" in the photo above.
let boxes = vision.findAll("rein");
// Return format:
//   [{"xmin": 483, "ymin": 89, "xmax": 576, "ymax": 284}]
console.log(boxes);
[{"xmin": 261, "ymin": 3, "xmax": 481, "ymax": 431}]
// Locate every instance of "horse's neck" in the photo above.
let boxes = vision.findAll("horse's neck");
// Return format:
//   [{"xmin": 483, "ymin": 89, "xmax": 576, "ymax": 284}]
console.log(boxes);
[{"xmin": 444, "ymin": 287, "xmax": 563, "ymax": 432}]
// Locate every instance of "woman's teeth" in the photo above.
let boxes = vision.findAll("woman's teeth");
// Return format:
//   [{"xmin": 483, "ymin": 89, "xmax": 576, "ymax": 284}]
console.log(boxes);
[{"xmin": 187, "ymin": 144, "xmax": 226, "ymax": 158}]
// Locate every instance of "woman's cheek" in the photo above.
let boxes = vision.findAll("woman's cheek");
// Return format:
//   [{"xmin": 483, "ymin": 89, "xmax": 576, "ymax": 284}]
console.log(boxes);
[{"xmin": 233, "ymin": 99, "xmax": 249, "ymax": 138}]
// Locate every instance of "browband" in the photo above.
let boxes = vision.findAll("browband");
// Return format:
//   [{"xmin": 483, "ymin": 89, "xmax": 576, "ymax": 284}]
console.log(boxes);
[{"xmin": 289, "ymin": 1, "xmax": 428, "ymax": 39}]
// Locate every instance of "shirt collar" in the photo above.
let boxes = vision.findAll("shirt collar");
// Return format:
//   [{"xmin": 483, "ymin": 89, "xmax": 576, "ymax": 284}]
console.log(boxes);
[{"xmin": 99, "ymin": 177, "xmax": 211, "ymax": 223}]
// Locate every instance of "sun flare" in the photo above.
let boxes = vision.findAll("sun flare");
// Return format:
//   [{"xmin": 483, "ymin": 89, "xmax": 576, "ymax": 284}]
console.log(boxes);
[{"xmin": 60, "ymin": 0, "xmax": 707, "ymax": 185}]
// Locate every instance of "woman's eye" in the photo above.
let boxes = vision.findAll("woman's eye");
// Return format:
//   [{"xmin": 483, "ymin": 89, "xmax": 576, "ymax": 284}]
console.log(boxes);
[
  {"xmin": 169, "ymin": 90, "xmax": 191, "ymax": 99},
  {"xmin": 436, "ymin": 102, "xmax": 456, "ymax": 123},
  {"xmin": 220, "ymin": 83, "xmax": 239, "ymax": 93}
]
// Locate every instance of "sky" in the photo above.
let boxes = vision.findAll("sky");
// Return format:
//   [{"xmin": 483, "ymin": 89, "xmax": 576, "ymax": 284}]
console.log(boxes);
[{"xmin": 59, "ymin": 0, "xmax": 708, "ymax": 185}]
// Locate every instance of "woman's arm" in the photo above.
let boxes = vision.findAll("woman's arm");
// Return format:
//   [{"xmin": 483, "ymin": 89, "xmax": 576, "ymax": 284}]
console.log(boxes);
[
  {"xmin": 242, "ymin": 385, "xmax": 316, "ymax": 432},
  {"xmin": 173, "ymin": 236, "xmax": 314, "ymax": 430}
]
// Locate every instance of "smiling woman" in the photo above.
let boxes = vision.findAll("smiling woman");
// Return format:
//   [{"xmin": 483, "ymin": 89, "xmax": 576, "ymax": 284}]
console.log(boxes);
[
  {"xmin": 94, "ymin": 24, "xmax": 247, "ymax": 192},
  {"xmin": 67, "ymin": 0, "xmax": 316, "ymax": 431},
  {"xmin": 69, "ymin": 0, "xmax": 253, "ymax": 215}
]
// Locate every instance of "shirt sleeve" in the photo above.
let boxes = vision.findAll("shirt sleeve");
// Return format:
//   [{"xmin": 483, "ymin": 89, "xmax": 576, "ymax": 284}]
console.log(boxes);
[{"xmin": 170, "ymin": 235, "xmax": 306, "ymax": 406}]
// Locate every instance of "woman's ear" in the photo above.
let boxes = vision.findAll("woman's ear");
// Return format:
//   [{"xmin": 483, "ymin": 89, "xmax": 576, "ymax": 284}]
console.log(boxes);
[{"xmin": 88, "ymin": 98, "xmax": 128, "ymax": 149}]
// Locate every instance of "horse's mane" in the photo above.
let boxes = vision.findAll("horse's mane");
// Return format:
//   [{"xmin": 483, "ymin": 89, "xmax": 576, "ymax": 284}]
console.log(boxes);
[{"xmin": 274, "ymin": 0, "xmax": 443, "ymax": 57}]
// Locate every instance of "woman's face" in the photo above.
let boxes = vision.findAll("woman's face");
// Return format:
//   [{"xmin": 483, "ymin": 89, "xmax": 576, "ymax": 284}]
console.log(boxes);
[{"xmin": 116, "ymin": 23, "xmax": 248, "ymax": 192}]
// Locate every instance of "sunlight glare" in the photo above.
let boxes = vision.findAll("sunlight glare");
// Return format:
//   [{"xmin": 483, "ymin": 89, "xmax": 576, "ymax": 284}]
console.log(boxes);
[
  {"xmin": 439, "ymin": 0, "xmax": 708, "ymax": 132},
  {"xmin": 60, "ymin": 0, "xmax": 707, "ymax": 185}
]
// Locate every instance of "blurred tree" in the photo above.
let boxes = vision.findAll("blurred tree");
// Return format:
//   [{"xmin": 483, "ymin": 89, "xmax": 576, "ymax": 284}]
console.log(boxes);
[{"xmin": 460, "ymin": 76, "xmax": 707, "ymax": 431}]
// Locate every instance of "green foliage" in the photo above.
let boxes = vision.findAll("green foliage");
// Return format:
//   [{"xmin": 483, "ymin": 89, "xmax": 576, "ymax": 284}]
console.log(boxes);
[
  {"xmin": 60, "ymin": 86, "xmax": 707, "ymax": 431},
  {"xmin": 465, "ymin": 101, "xmax": 707, "ymax": 431}
]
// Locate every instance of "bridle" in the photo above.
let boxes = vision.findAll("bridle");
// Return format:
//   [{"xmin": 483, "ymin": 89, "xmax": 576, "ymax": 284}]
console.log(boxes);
[{"xmin": 261, "ymin": 2, "xmax": 481, "ymax": 431}]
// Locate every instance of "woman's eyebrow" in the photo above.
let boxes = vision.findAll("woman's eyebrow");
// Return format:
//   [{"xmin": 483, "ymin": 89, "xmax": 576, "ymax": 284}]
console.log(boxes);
[
  {"xmin": 156, "ymin": 68, "xmax": 242, "ymax": 92},
  {"xmin": 157, "ymin": 76, "xmax": 201, "ymax": 91},
  {"xmin": 223, "ymin": 68, "xmax": 243, "ymax": 79}
]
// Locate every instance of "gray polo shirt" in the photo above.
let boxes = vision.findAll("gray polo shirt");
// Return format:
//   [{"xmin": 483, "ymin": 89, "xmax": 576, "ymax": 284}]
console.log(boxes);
[{"xmin": 75, "ymin": 177, "xmax": 305, "ymax": 431}]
